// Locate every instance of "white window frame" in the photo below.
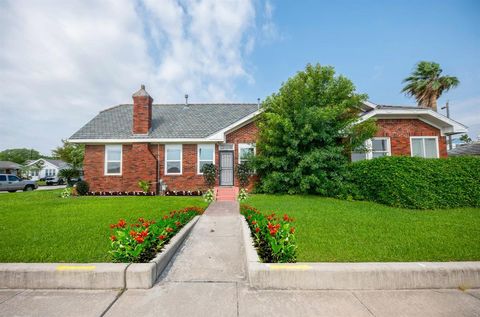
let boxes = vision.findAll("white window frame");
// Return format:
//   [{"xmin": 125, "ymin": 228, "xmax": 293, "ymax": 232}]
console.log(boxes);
[
  {"xmin": 351, "ymin": 137, "xmax": 391, "ymax": 161},
  {"xmin": 410, "ymin": 136, "xmax": 439, "ymax": 158},
  {"xmin": 370, "ymin": 137, "xmax": 391, "ymax": 159},
  {"xmin": 197, "ymin": 144, "xmax": 215, "ymax": 175},
  {"xmin": 238, "ymin": 143, "xmax": 256, "ymax": 164},
  {"xmin": 165, "ymin": 144, "xmax": 182, "ymax": 175},
  {"xmin": 104, "ymin": 144, "xmax": 122, "ymax": 176}
]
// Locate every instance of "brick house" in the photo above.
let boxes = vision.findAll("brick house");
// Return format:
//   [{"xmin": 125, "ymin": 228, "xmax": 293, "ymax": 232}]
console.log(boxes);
[{"xmin": 69, "ymin": 86, "xmax": 467, "ymax": 193}]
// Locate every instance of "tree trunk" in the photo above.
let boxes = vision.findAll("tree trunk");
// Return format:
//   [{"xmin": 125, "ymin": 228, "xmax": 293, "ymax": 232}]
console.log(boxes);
[{"xmin": 427, "ymin": 94, "xmax": 437, "ymax": 111}]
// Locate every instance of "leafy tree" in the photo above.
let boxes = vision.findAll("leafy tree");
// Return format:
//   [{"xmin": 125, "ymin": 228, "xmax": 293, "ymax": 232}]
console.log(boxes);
[
  {"xmin": 253, "ymin": 63, "xmax": 377, "ymax": 196},
  {"xmin": 19, "ymin": 160, "xmax": 45, "ymax": 179},
  {"xmin": 402, "ymin": 61, "xmax": 459, "ymax": 111},
  {"xmin": 0, "ymin": 148, "xmax": 41, "ymax": 164},
  {"xmin": 459, "ymin": 134, "xmax": 472, "ymax": 144},
  {"xmin": 52, "ymin": 140, "xmax": 85, "ymax": 168}
]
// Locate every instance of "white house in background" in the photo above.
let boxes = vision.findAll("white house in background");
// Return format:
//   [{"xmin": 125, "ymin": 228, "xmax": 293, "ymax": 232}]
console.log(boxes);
[{"xmin": 25, "ymin": 159, "xmax": 70, "ymax": 181}]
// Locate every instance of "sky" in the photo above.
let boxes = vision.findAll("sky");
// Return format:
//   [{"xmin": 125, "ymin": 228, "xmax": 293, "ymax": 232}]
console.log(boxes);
[{"xmin": 0, "ymin": 0, "xmax": 479, "ymax": 154}]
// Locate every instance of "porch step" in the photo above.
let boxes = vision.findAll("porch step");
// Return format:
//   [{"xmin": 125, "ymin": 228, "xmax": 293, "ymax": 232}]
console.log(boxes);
[{"xmin": 215, "ymin": 187, "xmax": 239, "ymax": 202}]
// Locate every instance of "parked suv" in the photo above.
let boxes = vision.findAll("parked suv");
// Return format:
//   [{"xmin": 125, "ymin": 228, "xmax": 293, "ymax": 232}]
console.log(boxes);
[
  {"xmin": 45, "ymin": 176, "xmax": 65, "ymax": 186},
  {"xmin": 0, "ymin": 174, "xmax": 38, "ymax": 192}
]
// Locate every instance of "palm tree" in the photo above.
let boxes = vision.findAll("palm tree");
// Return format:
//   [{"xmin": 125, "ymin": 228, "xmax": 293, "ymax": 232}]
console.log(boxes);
[{"xmin": 401, "ymin": 61, "xmax": 459, "ymax": 111}]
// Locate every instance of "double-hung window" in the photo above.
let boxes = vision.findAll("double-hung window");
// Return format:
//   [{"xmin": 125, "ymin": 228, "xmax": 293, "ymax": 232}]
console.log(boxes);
[
  {"xmin": 410, "ymin": 137, "xmax": 439, "ymax": 158},
  {"xmin": 198, "ymin": 144, "xmax": 215, "ymax": 174},
  {"xmin": 238, "ymin": 143, "xmax": 255, "ymax": 164},
  {"xmin": 165, "ymin": 144, "xmax": 182, "ymax": 175},
  {"xmin": 105, "ymin": 145, "xmax": 122, "ymax": 175},
  {"xmin": 351, "ymin": 137, "xmax": 391, "ymax": 162}
]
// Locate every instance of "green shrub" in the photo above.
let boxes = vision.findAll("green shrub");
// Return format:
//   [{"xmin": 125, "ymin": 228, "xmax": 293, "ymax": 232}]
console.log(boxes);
[
  {"xmin": 236, "ymin": 162, "xmax": 253, "ymax": 188},
  {"xmin": 348, "ymin": 156, "xmax": 480, "ymax": 209},
  {"xmin": 138, "ymin": 180, "xmax": 150, "ymax": 193},
  {"xmin": 201, "ymin": 163, "xmax": 217, "ymax": 188},
  {"xmin": 75, "ymin": 181, "xmax": 89, "ymax": 196},
  {"xmin": 241, "ymin": 204, "xmax": 297, "ymax": 263}
]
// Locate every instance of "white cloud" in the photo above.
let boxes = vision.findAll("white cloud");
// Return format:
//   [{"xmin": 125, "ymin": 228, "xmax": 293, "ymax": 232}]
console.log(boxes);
[
  {"xmin": 260, "ymin": 0, "xmax": 282, "ymax": 43},
  {"xmin": 0, "ymin": 0, "xmax": 260, "ymax": 154},
  {"xmin": 449, "ymin": 96, "xmax": 480, "ymax": 139}
]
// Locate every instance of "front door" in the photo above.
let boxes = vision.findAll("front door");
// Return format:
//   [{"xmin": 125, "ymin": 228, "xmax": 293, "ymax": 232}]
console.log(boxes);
[{"xmin": 219, "ymin": 151, "xmax": 234, "ymax": 186}]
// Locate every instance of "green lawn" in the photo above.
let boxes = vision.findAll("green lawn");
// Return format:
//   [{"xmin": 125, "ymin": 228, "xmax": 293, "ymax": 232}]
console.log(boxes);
[
  {"xmin": 245, "ymin": 194, "xmax": 480, "ymax": 262},
  {"xmin": 0, "ymin": 190, "xmax": 207, "ymax": 263}
]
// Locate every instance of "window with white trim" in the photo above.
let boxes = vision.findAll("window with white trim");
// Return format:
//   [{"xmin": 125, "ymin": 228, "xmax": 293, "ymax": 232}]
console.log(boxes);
[
  {"xmin": 197, "ymin": 144, "xmax": 215, "ymax": 174},
  {"xmin": 410, "ymin": 137, "xmax": 438, "ymax": 158},
  {"xmin": 351, "ymin": 137, "xmax": 391, "ymax": 162},
  {"xmin": 165, "ymin": 144, "xmax": 182, "ymax": 175},
  {"xmin": 105, "ymin": 145, "xmax": 122, "ymax": 175},
  {"xmin": 238, "ymin": 143, "xmax": 255, "ymax": 164}
]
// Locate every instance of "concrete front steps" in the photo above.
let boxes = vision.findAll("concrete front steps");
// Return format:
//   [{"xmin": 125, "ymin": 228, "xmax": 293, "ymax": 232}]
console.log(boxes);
[{"xmin": 215, "ymin": 187, "xmax": 238, "ymax": 201}]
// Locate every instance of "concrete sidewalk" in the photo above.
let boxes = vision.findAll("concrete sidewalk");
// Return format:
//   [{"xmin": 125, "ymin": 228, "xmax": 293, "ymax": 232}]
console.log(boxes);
[{"xmin": 1, "ymin": 201, "xmax": 480, "ymax": 316}]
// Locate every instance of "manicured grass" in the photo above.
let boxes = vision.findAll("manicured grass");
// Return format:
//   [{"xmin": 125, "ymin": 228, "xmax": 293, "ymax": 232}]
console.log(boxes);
[
  {"xmin": 245, "ymin": 195, "xmax": 480, "ymax": 262},
  {"xmin": 0, "ymin": 190, "xmax": 207, "ymax": 263}
]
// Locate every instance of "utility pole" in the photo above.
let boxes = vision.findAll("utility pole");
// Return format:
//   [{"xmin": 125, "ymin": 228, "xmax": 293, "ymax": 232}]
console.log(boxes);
[{"xmin": 441, "ymin": 101, "xmax": 453, "ymax": 150}]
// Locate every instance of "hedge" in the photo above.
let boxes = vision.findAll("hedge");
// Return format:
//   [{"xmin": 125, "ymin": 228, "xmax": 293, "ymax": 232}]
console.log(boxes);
[{"xmin": 347, "ymin": 156, "xmax": 480, "ymax": 209}]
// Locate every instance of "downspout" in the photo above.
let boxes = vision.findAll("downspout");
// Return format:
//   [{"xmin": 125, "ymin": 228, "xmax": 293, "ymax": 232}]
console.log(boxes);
[{"xmin": 157, "ymin": 144, "xmax": 160, "ymax": 194}]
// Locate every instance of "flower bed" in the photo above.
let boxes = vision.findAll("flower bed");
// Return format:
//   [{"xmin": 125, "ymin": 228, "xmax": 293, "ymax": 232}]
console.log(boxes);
[
  {"xmin": 87, "ymin": 191, "xmax": 157, "ymax": 196},
  {"xmin": 109, "ymin": 206, "xmax": 204, "ymax": 262},
  {"xmin": 240, "ymin": 204, "xmax": 297, "ymax": 263},
  {"xmin": 164, "ymin": 190, "xmax": 203, "ymax": 196}
]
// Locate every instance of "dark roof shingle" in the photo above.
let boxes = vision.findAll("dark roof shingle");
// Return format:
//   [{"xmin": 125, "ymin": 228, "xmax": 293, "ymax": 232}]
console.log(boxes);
[{"xmin": 70, "ymin": 103, "xmax": 258, "ymax": 140}]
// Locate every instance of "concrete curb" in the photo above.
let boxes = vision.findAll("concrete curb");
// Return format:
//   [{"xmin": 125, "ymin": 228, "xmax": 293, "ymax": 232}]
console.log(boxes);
[
  {"xmin": 240, "ymin": 216, "xmax": 480, "ymax": 290},
  {"xmin": 0, "ymin": 216, "xmax": 200, "ymax": 289},
  {"xmin": 126, "ymin": 215, "xmax": 199, "ymax": 288}
]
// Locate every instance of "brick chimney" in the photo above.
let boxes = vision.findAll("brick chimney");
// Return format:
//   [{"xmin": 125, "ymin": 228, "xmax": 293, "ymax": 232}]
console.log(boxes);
[{"xmin": 132, "ymin": 85, "xmax": 153, "ymax": 134}]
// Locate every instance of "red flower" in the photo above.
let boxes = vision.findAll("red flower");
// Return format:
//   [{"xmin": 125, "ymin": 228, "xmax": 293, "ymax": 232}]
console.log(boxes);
[
  {"xmin": 117, "ymin": 219, "xmax": 127, "ymax": 228},
  {"xmin": 110, "ymin": 235, "xmax": 117, "ymax": 241},
  {"xmin": 129, "ymin": 230, "xmax": 137, "ymax": 237},
  {"xmin": 135, "ymin": 236, "xmax": 144, "ymax": 244},
  {"xmin": 255, "ymin": 227, "xmax": 260, "ymax": 233},
  {"xmin": 290, "ymin": 227, "xmax": 295, "ymax": 234},
  {"xmin": 175, "ymin": 221, "xmax": 181, "ymax": 227},
  {"xmin": 163, "ymin": 215, "xmax": 169, "ymax": 220},
  {"xmin": 251, "ymin": 220, "xmax": 257, "ymax": 225},
  {"xmin": 142, "ymin": 222, "xmax": 150, "ymax": 228},
  {"xmin": 166, "ymin": 227, "xmax": 173, "ymax": 233},
  {"xmin": 158, "ymin": 235, "xmax": 166, "ymax": 240},
  {"xmin": 139, "ymin": 229, "xmax": 149, "ymax": 238},
  {"xmin": 110, "ymin": 224, "xmax": 117, "ymax": 229},
  {"xmin": 283, "ymin": 214, "xmax": 290, "ymax": 222},
  {"xmin": 138, "ymin": 217, "xmax": 145, "ymax": 223}
]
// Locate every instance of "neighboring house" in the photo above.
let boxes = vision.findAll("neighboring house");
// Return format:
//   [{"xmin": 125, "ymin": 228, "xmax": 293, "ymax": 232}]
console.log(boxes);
[
  {"xmin": 0, "ymin": 161, "xmax": 22, "ymax": 175},
  {"xmin": 69, "ymin": 85, "xmax": 467, "ymax": 193},
  {"xmin": 25, "ymin": 159, "xmax": 70, "ymax": 181},
  {"xmin": 448, "ymin": 142, "xmax": 480, "ymax": 157}
]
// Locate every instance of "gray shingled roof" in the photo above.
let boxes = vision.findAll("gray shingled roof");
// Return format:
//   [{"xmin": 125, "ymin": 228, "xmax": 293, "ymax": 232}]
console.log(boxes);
[
  {"xmin": 70, "ymin": 103, "xmax": 258, "ymax": 140},
  {"xmin": 0, "ymin": 161, "xmax": 21, "ymax": 169},
  {"xmin": 448, "ymin": 142, "xmax": 480, "ymax": 156}
]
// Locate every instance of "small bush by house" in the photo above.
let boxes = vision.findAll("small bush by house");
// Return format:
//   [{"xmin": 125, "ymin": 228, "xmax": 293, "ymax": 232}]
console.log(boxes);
[
  {"xmin": 75, "ymin": 180, "xmax": 89, "ymax": 196},
  {"xmin": 348, "ymin": 156, "xmax": 480, "ymax": 209}
]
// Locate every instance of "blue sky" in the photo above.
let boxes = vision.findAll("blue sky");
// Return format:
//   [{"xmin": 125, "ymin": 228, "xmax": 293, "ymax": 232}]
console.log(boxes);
[
  {"xmin": 0, "ymin": 0, "xmax": 479, "ymax": 154},
  {"xmin": 242, "ymin": 0, "xmax": 480, "ymax": 127}
]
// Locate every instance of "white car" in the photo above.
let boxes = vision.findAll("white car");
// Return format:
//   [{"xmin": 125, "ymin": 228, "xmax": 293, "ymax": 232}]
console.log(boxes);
[{"xmin": 0, "ymin": 174, "xmax": 38, "ymax": 192}]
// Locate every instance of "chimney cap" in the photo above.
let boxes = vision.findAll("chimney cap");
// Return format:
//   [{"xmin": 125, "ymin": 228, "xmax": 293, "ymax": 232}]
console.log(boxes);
[{"xmin": 132, "ymin": 84, "xmax": 151, "ymax": 97}]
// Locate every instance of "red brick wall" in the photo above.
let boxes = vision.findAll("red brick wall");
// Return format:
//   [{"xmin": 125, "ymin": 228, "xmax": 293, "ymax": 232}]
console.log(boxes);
[
  {"xmin": 132, "ymin": 95, "xmax": 152, "ymax": 134},
  {"xmin": 84, "ymin": 143, "xmax": 157, "ymax": 192},
  {"xmin": 83, "ymin": 121, "xmax": 259, "ymax": 193},
  {"xmin": 225, "ymin": 121, "xmax": 259, "ymax": 189},
  {"xmin": 375, "ymin": 119, "xmax": 447, "ymax": 157}
]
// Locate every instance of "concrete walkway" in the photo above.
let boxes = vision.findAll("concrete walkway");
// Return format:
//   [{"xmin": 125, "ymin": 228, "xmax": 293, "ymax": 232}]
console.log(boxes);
[{"xmin": 1, "ymin": 201, "xmax": 480, "ymax": 316}]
